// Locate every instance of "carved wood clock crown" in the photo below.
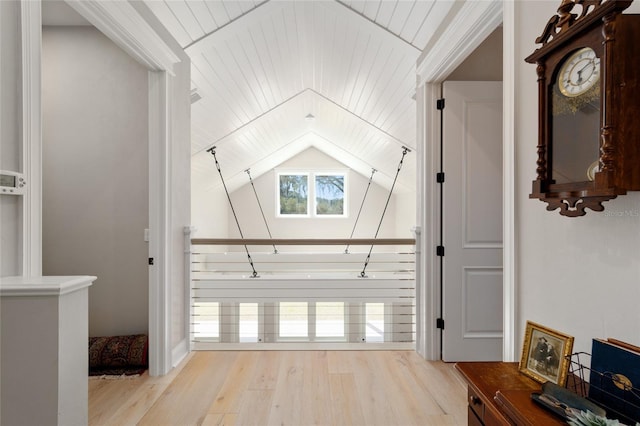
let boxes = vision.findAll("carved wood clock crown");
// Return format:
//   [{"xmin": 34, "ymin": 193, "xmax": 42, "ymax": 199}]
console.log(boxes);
[{"xmin": 526, "ymin": 0, "xmax": 640, "ymax": 217}]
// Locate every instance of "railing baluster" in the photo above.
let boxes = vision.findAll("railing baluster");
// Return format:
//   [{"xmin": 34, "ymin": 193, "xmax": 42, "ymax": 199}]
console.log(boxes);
[{"xmin": 189, "ymin": 238, "xmax": 416, "ymax": 349}]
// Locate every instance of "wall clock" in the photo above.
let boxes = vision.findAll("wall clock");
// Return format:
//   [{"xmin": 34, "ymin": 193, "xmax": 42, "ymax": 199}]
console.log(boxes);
[{"xmin": 526, "ymin": 0, "xmax": 640, "ymax": 217}]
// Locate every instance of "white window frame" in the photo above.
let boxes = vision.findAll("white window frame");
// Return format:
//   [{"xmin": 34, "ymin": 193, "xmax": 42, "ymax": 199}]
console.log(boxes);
[
  {"xmin": 276, "ymin": 170, "xmax": 348, "ymax": 218},
  {"xmin": 314, "ymin": 172, "xmax": 348, "ymax": 218},
  {"xmin": 276, "ymin": 172, "xmax": 310, "ymax": 217}
]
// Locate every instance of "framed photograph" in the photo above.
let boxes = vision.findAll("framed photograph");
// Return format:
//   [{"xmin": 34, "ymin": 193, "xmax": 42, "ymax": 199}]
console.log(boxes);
[{"xmin": 519, "ymin": 321, "xmax": 574, "ymax": 386}]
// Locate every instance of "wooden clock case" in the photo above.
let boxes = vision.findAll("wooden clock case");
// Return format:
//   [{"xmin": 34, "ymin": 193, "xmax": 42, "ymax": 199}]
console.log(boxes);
[{"xmin": 526, "ymin": 0, "xmax": 640, "ymax": 217}]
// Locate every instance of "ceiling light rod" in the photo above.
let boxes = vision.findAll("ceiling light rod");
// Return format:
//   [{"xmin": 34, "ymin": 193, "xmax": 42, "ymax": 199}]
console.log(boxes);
[
  {"xmin": 245, "ymin": 168, "xmax": 278, "ymax": 254},
  {"xmin": 345, "ymin": 168, "xmax": 377, "ymax": 254},
  {"xmin": 207, "ymin": 146, "xmax": 259, "ymax": 277},
  {"xmin": 359, "ymin": 147, "xmax": 410, "ymax": 278}
]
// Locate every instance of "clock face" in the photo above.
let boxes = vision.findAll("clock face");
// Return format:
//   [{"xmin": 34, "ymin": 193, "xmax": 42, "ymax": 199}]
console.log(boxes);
[{"xmin": 557, "ymin": 47, "xmax": 600, "ymax": 97}]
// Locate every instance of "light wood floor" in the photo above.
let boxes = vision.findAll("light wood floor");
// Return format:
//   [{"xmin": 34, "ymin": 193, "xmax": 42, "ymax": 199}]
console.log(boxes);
[{"xmin": 89, "ymin": 351, "xmax": 468, "ymax": 426}]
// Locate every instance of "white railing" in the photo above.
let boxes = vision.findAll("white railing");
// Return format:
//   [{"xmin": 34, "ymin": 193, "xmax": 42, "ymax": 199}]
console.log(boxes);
[{"xmin": 188, "ymin": 236, "xmax": 417, "ymax": 350}]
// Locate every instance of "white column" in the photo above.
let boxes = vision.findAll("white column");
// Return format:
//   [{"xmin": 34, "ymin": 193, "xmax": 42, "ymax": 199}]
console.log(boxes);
[
  {"xmin": 1, "ymin": 276, "xmax": 95, "ymax": 426},
  {"xmin": 20, "ymin": 0, "xmax": 43, "ymax": 276},
  {"xmin": 502, "ymin": 0, "xmax": 517, "ymax": 363},
  {"xmin": 415, "ymin": 82, "xmax": 442, "ymax": 360}
]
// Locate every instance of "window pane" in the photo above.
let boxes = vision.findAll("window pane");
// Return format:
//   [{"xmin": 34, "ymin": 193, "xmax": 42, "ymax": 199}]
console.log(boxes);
[
  {"xmin": 316, "ymin": 302, "xmax": 345, "ymax": 338},
  {"xmin": 193, "ymin": 302, "xmax": 219, "ymax": 339},
  {"xmin": 279, "ymin": 302, "xmax": 308, "ymax": 338},
  {"xmin": 239, "ymin": 303, "xmax": 258, "ymax": 343},
  {"xmin": 315, "ymin": 174, "xmax": 344, "ymax": 215},
  {"xmin": 279, "ymin": 174, "xmax": 308, "ymax": 215},
  {"xmin": 366, "ymin": 303, "xmax": 384, "ymax": 342}
]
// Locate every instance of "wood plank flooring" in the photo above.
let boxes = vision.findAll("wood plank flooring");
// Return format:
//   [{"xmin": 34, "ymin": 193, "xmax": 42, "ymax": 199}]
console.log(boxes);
[{"xmin": 89, "ymin": 351, "xmax": 468, "ymax": 426}]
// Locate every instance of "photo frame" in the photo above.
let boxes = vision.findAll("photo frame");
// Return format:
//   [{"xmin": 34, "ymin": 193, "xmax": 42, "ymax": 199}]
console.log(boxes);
[{"xmin": 519, "ymin": 321, "xmax": 574, "ymax": 386}]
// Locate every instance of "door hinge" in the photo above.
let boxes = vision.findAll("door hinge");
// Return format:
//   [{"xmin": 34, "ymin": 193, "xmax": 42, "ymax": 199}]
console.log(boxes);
[
  {"xmin": 436, "ymin": 98, "xmax": 445, "ymax": 110},
  {"xmin": 436, "ymin": 318, "xmax": 445, "ymax": 329},
  {"xmin": 148, "ymin": 257, "xmax": 154, "ymax": 265},
  {"xmin": 436, "ymin": 172, "xmax": 445, "ymax": 183},
  {"xmin": 436, "ymin": 246, "xmax": 445, "ymax": 257}
]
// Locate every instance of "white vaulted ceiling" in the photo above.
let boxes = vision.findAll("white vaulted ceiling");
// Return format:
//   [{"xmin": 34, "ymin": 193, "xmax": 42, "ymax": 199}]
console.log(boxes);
[{"xmin": 143, "ymin": 0, "xmax": 459, "ymax": 193}]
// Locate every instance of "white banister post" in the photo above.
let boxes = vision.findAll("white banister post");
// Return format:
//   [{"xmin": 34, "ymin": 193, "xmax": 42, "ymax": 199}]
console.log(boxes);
[
  {"xmin": 412, "ymin": 226, "xmax": 423, "ymax": 354},
  {"xmin": 1, "ymin": 276, "xmax": 96, "ymax": 425},
  {"xmin": 21, "ymin": 0, "xmax": 42, "ymax": 276},
  {"xmin": 184, "ymin": 226, "xmax": 195, "ymax": 350}
]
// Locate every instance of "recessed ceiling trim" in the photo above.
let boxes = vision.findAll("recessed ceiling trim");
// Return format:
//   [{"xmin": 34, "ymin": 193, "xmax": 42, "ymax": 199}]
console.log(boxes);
[
  {"xmin": 308, "ymin": 89, "xmax": 415, "ymax": 151},
  {"xmin": 334, "ymin": 0, "xmax": 421, "ymax": 53},
  {"xmin": 194, "ymin": 88, "xmax": 414, "ymax": 156},
  {"xmin": 185, "ymin": 0, "xmax": 286, "ymax": 55},
  {"xmin": 186, "ymin": 0, "xmax": 419, "ymax": 60},
  {"xmin": 205, "ymin": 133, "xmax": 315, "ymax": 193},
  {"xmin": 308, "ymin": 132, "xmax": 413, "ymax": 193},
  {"xmin": 318, "ymin": 0, "xmax": 419, "ymax": 58},
  {"xmin": 194, "ymin": 88, "xmax": 309, "ymax": 155}
]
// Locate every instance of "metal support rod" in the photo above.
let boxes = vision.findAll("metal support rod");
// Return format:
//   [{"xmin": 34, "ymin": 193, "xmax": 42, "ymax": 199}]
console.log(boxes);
[
  {"xmin": 359, "ymin": 147, "xmax": 411, "ymax": 278},
  {"xmin": 345, "ymin": 168, "xmax": 376, "ymax": 254},
  {"xmin": 245, "ymin": 168, "xmax": 277, "ymax": 254},
  {"xmin": 207, "ymin": 147, "xmax": 259, "ymax": 277}
]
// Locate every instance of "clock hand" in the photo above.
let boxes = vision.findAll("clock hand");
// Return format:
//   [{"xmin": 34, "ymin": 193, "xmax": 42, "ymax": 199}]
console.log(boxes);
[
  {"xmin": 579, "ymin": 60, "xmax": 594, "ymax": 74},
  {"xmin": 576, "ymin": 61, "xmax": 595, "ymax": 84}
]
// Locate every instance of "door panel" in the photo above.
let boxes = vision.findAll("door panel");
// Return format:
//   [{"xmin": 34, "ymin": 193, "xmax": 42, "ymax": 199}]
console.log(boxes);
[{"xmin": 442, "ymin": 81, "xmax": 503, "ymax": 361}]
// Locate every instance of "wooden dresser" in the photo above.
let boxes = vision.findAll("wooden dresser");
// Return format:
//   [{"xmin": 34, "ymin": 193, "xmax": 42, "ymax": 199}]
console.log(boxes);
[{"xmin": 455, "ymin": 362, "xmax": 566, "ymax": 426}]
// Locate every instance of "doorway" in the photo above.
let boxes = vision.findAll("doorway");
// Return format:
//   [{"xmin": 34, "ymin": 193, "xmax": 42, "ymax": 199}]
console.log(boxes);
[
  {"xmin": 439, "ymin": 80, "xmax": 503, "ymax": 361},
  {"xmin": 415, "ymin": 18, "xmax": 506, "ymax": 361},
  {"xmin": 41, "ymin": 25, "xmax": 150, "ymax": 339}
]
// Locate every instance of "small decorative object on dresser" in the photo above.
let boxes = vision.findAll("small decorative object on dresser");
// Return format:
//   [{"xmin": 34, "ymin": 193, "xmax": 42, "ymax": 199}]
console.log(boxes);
[
  {"xmin": 588, "ymin": 338, "xmax": 640, "ymax": 423},
  {"xmin": 519, "ymin": 321, "xmax": 574, "ymax": 386}
]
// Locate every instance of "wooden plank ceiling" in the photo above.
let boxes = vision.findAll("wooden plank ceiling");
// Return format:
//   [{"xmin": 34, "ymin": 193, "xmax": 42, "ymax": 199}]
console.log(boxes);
[{"xmin": 144, "ymin": 0, "xmax": 456, "ymax": 193}]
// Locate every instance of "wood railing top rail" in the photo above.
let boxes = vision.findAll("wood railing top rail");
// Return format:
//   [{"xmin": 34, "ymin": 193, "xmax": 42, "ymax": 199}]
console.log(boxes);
[{"xmin": 191, "ymin": 238, "xmax": 416, "ymax": 246}]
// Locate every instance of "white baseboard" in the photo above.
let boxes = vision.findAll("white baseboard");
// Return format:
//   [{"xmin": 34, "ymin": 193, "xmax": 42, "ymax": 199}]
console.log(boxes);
[
  {"xmin": 191, "ymin": 342, "xmax": 415, "ymax": 351},
  {"xmin": 171, "ymin": 338, "xmax": 190, "ymax": 367}
]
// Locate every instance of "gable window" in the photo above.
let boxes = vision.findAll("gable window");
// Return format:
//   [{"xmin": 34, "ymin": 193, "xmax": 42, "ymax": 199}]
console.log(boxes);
[
  {"xmin": 277, "ymin": 171, "xmax": 347, "ymax": 217},
  {"xmin": 278, "ymin": 173, "xmax": 309, "ymax": 216},
  {"xmin": 315, "ymin": 174, "xmax": 345, "ymax": 216}
]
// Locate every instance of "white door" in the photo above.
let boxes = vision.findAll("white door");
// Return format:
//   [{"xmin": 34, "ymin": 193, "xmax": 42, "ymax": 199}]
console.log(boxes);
[{"xmin": 441, "ymin": 81, "xmax": 503, "ymax": 361}]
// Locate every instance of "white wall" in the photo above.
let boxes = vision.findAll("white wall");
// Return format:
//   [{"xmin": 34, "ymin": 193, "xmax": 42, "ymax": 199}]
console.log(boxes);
[
  {"xmin": 394, "ymin": 191, "xmax": 417, "ymax": 237},
  {"xmin": 218, "ymin": 148, "xmax": 413, "ymax": 250},
  {"xmin": 513, "ymin": 1, "xmax": 640, "ymax": 355},
  {"xmin": 0, "ymin": 0, "xmax": 22, "ymax": 277},
  {"xmin": 42, "ymin": 26, "xmax": 149, "ymax": 337},
  {"xmin": 192, "ymin": 184, "xmax": 229, "ymax": 238},
  {"xmin": 447, "ymin": 26, "xmax": 503, "ymax": 81}
]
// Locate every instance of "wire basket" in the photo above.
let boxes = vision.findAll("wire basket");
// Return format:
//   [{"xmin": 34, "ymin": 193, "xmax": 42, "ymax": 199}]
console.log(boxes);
[{"xmin": 565, "ymin": 352, "xmax": 640, "ymax": 424}]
